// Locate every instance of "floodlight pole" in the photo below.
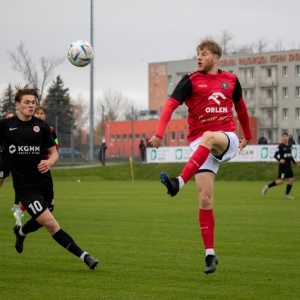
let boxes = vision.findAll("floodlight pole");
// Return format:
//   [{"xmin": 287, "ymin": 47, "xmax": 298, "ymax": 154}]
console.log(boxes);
[
  {"xmin": 271, "ymin": 81, "xmax": 274, "ymax": 144},
  {"xmin": 89, "ymin": 0, "xmax": 94, "ymax": 162}
]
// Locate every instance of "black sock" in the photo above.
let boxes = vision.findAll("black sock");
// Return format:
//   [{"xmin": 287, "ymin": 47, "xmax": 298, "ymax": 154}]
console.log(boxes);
[
  {"xmin": 52, "ymin": 229, "xmax": 84, "ymax": 257},
  {"xmin": 22, "ymin": 218, "xmax": 43, "ymax": 235},
  {"xmin": 268, "ymin": 181, "xmax": 277, "ymax": 188},
  {"xmin": 286, "ymin": 184, "xmax": 292, "ymax": 194}
]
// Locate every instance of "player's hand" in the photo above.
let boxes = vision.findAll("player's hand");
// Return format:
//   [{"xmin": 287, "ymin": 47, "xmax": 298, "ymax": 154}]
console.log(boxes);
[
  {"xmin": 0, "ymin": 178, "xmax": 4, "ymax": 188},
  {"xmin": 239, "ymin": 138, "xmax": 251, "ymax": 151},
  {"xmin": 149, "ymin": 136, "xmax": 162, "ymax": 149},
  {"xmin": 37, "ymin": 160, "xmax": 52, "ymax": 174}
]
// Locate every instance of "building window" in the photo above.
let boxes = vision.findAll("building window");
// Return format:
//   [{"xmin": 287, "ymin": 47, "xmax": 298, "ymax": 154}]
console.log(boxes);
[
  {"xmin": 179, "ymin": 131, "xmax": 184, "ymax": 141},
  {"xmin": 111, "ymin": 135, "xmax": 115, "ymax": 141},
  {"xmin": 135, "ymin": 134, "xmax": 139, "ymax": 140},
  {"xmin": 129, "ymin": 134, "xmax": 132, "ymax": 140},
  {"xmin": 283, "ymin": 66, "xmax": 288, "ymax": 77},
  {"xmin": 123, "ymin": 134, "xmax": 127, "ymax": 141},
  {"xmin": 243, "ymin": 69, "xmax": 247, "ymax": 79},
  {"xmin": 296, "ymin": 108, "xmax": 300, "ymax": 119},
  {"xmin": 251, "ymin": 110, "xmax": 255, "ymax": 117},
  {"xmin": 243, "ymin": 90, "xmax": 248, "ymax": 99},
  {"xmin": 141, "ymin": 134, "xmax": 146, "ymax": 139},
  {"xmin": 116, "ymin": 134, "xmax": 120, "ymax": 141},
  {"xmin": 170, "ymin": 132, "xmax": 175, "ymax": 141},
  {"xmin": 250, "ymin": 69, "xmax": 255, "ymax": 78},
  {"xmin": 177, "ymin": 73, "xmax": 185, "ymax": 82},
  {"xmin": 296, "ymin": 65, "xmax": 300, "ymax": 76},
  {"xmin": 249, "ymin": 89, "xmax": 254, "ymax": 100},
  {"xmin": 282, "ymin": 108, "xmax": 288, "ymax": 119},
  {"xmin": 267, "ymin": 89, "xmax": 273, "ymax": 99},
  {"xmin": 282, "ymin": 129, "xmax": 288, "ymax": 135},
  {"xmin": 296, "ymin": 87, "xmax": 300, "ymax": 98},
  {"xmin": 267, "ymin": 110, "xmax": 272, "ymax": 119},
  {"xmin": 168, "ymin": 75, "xmax": 173, "ymax": 86},
  {"xmin": 266, "ymin": 68, "xmax": 272, "ymax": 77},
  {"xmin": 283, "ymin": 87, "xmax": 288, "ymax": 98}
]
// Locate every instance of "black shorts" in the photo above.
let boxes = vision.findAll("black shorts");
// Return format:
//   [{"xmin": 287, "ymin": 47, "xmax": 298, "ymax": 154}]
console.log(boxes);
[
  {"xmin": 278, "ymin": 168, "xmax": 294, "ymax": 180},
  {"xmin": 17, "ymin": 184, "xmax": 54, "ymax": 219}
]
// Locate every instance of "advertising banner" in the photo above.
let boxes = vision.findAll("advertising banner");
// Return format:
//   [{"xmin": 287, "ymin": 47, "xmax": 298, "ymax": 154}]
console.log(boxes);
[{"xmin": 146, "ymin": 145, "xmax": 300, "ymax": 163}]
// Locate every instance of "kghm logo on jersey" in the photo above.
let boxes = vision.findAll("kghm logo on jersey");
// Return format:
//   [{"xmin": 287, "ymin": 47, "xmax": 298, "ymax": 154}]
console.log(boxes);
[
  {"xmin": 9, "ymin": 144, "xmax": 40, "ymax": 155},
  {"xmin": 33, "ymin": 126, "xmax": 40, "ymax": 132}
]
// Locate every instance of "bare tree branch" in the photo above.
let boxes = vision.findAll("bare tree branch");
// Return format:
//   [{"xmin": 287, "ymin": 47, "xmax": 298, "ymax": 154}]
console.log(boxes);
[
  {"xmin": 272, "ymin": 39, "xmax": 284, "ymax": 51},
  {"xmin": 98, "ymin": 89, "xmax": 132, "ymax": 121},
  {"xmin": 40, "ymin": 56, "xmax": 64, "ymax": 99},
  {"xmin": 254, "ymin": 38, "xmax": 269, "ymax": 53},
  {"xmin": 8, "ymin": 42, "xmax": 64, "ymax": 100},
  {"xmin": 8, "ymin": 42, "xmax": 38, "ymax": 87},
  {"xmin": 219, "ymin": 30, "xmax": 233, "ymax": 55}
]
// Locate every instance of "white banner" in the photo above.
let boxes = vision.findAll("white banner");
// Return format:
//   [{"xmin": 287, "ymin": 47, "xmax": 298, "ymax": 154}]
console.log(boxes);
[{"xmin": 146, "ymin": 145, "xmax": 300, "ymax": 163}]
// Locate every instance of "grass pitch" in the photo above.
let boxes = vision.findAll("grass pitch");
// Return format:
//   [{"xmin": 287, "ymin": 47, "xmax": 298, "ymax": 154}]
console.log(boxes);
[{"xmin": 0, "ymin": 177, "xmax": 299, "ymax": 300}]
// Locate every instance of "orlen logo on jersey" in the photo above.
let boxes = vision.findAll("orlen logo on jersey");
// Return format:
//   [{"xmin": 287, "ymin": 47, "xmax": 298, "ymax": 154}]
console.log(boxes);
[
  {"xmin": 9, "ymin": 144, "xmax": 40, "ymax": 154},
  {"xmin": 206, "ymin": 92, "xmax": 228, "ymax": 113}
]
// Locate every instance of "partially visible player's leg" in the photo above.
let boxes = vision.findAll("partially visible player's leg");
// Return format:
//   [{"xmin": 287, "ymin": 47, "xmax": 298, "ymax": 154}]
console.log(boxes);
[
  {"xmin": 12, "ymin": 195, "xmax": 25, "ymax": 225},
  {"xmin": 180, "ymin": 131, "xmax": 230, "ymax": 184},
  {"xmin": 18, "ymin": 194, "xmax": 99, "ymax": 269},
  {"xmin": 160, "ymin": 132, "xmax": 235, "ymax": 197},
  {"xmin": 36, "ymin": 209, "xmax": 99, "ymax": 269},
  {"xmin": 284, "ymin": 176, "xmax": 295, "ymax": 199},
  {"xmin": 195, "ymin": 172, "xmax": 218, "ymax": 274}
]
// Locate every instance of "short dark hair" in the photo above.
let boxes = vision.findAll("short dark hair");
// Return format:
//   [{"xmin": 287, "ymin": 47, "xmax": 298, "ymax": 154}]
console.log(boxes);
[
  {"xmin": 14, "ymin": 84, "xmax": 40, "ymax": 103},
  {"xmin": 282, "ymin": 132, "xmax": 289, "ymax": 136}
]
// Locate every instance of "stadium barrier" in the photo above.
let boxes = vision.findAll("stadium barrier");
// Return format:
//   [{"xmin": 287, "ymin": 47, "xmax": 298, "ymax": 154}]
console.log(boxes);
[{"xmin": 146, "ymin": 145, "xmax": 300, "ymax": 163}]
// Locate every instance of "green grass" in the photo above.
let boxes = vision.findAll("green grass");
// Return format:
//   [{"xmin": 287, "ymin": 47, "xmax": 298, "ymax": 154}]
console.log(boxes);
[
  {"xmin": 0, "ymin": 166, "xmax": 300, "ymax": 299},
  {"xmin": 50, "ymin": 161, "xmax": 300, "ymax": 181}
]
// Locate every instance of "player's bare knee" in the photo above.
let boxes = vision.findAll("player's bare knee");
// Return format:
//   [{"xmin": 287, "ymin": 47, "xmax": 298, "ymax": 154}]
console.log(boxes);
[
  {"xmin": 43, "ymin": 219, "xmax": 59, "ymax": 234},
  {"xmin": 200, "ymin": 131, "xmax": 214, "ymax": 147},
  {"xmin": 199, "ymin": 193, "xmax": 213, "ymax": 209}
]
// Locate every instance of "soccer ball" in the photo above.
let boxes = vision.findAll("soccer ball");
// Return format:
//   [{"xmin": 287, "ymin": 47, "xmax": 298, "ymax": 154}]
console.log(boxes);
[{"xmin": 67, "ymin": 40, "xmax": 94, "ymax": 67}]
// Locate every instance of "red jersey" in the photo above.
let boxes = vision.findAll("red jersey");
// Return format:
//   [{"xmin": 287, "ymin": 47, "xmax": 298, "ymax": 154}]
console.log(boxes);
[{"xmin": 170, "ymin": 70, "xmax": 244, "ymax": 141}]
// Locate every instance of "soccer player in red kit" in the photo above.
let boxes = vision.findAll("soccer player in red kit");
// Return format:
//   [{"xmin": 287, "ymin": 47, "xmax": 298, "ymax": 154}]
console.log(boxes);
[{"xmin": 149, "ymin": 39, "xmax": 252, "ymax": 274}]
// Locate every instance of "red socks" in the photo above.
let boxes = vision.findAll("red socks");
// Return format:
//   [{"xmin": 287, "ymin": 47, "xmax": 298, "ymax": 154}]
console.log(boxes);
[
  {"xmin": 180, "ymin": 145, "xmax": 210, "ymax": 183},
  {"xmin": 199, "ymin": 209, "xmax": 214, "ymax": 249}
]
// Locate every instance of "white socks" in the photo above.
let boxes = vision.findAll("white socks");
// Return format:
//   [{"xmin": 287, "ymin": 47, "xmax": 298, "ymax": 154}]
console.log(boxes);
[
  {"xmin": 177, "ymin": 176, "xmax": 185, "ymax": 189},
  {"xmin": 205, "ymin": 248, "xmax": 215, "ymax": 256}
]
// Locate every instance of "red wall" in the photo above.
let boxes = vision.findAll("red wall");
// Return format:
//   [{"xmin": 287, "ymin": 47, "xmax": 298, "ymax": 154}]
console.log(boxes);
[{"xmin": 104, "ymin": 117, "xmax": 257, "ymax": 158}]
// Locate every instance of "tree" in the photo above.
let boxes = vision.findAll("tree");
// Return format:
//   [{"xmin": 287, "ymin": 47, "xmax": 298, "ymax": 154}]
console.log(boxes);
[
  {"xmin": 97, "ymin": 89, "xmax": 133, "ymax": 122},
  {"xmin": 232, "ymin": 43, "xmax": 254, "ymax": 55},
  {"xmin": 8, "ymin": 42, "xmax": 64, "ymax": 100},
  {"xmin": 0, "ymin": 83, "xmax": 16, "ymax": 117},
  {"xmin": 43, "ymin": 76, "xmax": 73, "ymax": 148},
  {"xmin": 254, "ymin": 38, "xmax": 269, "ymax": 53},
  {"xmin": 219, "ymin": 30, "xmax": 233, "ymax": 55},
  {"xmin": 272, "ymin": 39, "xmax": 284, "ymax": 51},
  {"xmin": 71, "ymin": 95, "xmax": 89, "ymax": 151}
]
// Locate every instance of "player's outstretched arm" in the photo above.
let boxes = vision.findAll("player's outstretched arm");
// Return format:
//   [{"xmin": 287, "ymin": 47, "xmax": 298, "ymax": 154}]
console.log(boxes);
[{"xmin": 150, "ymin": 98, "xmax": 179, "ymax": 149}]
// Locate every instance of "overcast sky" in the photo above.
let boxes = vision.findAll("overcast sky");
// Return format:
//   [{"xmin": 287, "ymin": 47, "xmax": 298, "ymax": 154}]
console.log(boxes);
[{"xmin": 1, "ymin": 0, "xmax": 299, "ymax": 113}]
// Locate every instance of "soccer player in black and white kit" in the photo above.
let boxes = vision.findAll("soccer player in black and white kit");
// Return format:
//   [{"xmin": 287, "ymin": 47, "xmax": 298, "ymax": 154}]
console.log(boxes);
[
  {"xmin": 262, "ymin": 132, "xmax": 299, "ymax": 199},
  {"xmin": 0, "ymin": 85, "xmax": 98, "ymax": 269}
]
